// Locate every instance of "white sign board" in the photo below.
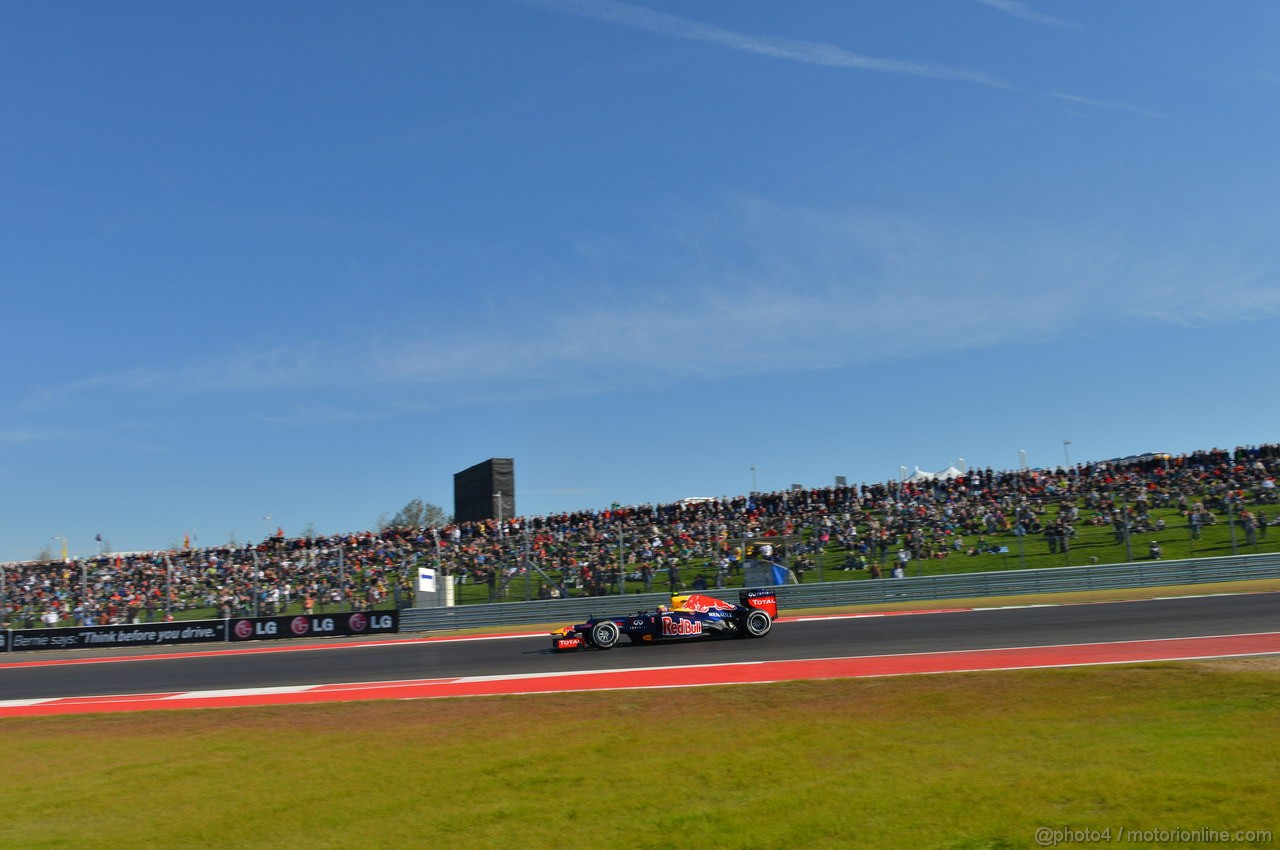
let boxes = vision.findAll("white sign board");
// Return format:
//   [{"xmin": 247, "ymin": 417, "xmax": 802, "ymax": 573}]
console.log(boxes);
[{"xmin": 417, "ymin": 566, "xmax": 436, "ymax": 593}]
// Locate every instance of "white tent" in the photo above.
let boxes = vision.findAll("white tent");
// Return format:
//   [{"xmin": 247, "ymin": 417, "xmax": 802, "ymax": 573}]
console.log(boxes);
[{"xmin": 906, "ymin": 465, "xmax": 964, "ymax": 483}]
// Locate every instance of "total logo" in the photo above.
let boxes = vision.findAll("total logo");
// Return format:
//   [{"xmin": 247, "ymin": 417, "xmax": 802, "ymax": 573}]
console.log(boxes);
[{"xmin": 661, "ymin": 616, "xmax": 703, "ymax": 637}]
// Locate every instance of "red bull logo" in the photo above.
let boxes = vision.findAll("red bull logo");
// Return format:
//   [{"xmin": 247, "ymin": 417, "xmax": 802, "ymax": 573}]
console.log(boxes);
[
  {"xmin": 674, "ymin": 594, "xmax": 735, "ymax": 613},
  {"xmin": 661, "ymin": 616, "xmax": 703, "ymax": 637}
]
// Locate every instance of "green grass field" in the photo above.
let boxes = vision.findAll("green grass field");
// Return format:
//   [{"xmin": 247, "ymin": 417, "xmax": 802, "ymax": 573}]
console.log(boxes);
[{"xmin": 2, "ymin": 662, "xmax": 1276, "ymax": 849}]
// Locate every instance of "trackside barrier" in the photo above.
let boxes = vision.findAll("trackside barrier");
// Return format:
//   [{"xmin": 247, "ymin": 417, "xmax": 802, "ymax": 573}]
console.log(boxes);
[
  {"xmin": 5, "ymin": 619, "xmax": 227, "ymax": 653},
  {"xmin": 2, "ymin": 611, "xmax": 400, "ymax": 653},
  {"xmin": 399, "ymin": 553, "xmax": 1280, "ymax": 634},
  {"xmin": 226, "ymin": 611, "xmax": 398, "ymax": 643}
]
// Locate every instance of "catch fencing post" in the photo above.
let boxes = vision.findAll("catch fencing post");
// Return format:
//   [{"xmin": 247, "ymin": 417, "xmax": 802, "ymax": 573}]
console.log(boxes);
[
  {"xmin": 164, "ymin": 556, "xmax": 173, "ymax": 620},
  {"xmin": 339, "ymin": 545, "xmax": 346, "ymax": 612},
  {"xmin": 1228, "ymin": 499, "xmax": 1238, "ymax": 555},
  {"xmin": 251, "ymin": 550, "xmax": 260, "ymax": 618}
]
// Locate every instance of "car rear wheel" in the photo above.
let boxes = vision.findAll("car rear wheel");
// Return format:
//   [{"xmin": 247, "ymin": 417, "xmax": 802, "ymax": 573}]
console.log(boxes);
[
  {"xmin": 591, "ymin": 620, "xmax": 620, "ymax": 649},
  {"xmin": 742, "ymin": 609, "xmax": 772, "ymax": 638}
]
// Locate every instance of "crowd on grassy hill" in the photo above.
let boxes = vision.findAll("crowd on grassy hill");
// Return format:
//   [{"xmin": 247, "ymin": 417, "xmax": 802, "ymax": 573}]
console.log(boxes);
[{"xmin": 3, "ymin": 444, "xmax": 1278, "ymax": 629}]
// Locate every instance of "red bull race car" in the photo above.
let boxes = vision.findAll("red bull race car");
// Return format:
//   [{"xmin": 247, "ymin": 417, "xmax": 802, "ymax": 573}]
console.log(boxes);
[{"xmin": 551, "ymin": 589, "xmax": 777, "ymax": 651}]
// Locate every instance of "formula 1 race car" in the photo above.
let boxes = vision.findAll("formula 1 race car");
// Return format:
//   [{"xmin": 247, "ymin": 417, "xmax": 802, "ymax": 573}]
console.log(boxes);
[{"xmin": 550, "ymin": 589, "xmax": 777, "ymax": 651}]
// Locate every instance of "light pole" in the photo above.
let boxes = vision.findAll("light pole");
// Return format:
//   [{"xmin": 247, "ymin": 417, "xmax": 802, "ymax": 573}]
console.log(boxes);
[
  {"xmin": 163, "ymin": 556, "xmax": 173, "ymax": 621},
  {"xmin": 51, "ymin": 536, "xmax": 81, "ymax": 612},
  {"xmin": 617, "ymin": 529, "xmax": 626, "ymax": 596},
  {"xmin": 338, "ymin": 545, "xmax": 346, "ymax": 612},
  {"xmin": 1120, "ymin": 493, "xmax": 1133, "ymax": 562},
  {"xmin": 432, "ymin": 527, "xmax": 448, "ymax": 605},
  {"xmin": 1063, "ymin": 439, "xmax": 1072, "ymax": 469},
  {"xmin": 749, "ymin": 466, "xmax": 757, "ymax": 494},
  {"xmin": 812, "ymin": 519, "xmax": 825, "ymax": 582},
  {"xmin": 251, "ymin": 550, "xmax": 261, "ymax": 618},
  {"xmin": 493, "ymin": 492, "xmax": 506, "ymax": 601},
  {"xmin": 1227, "ymin": 497, "xmax": 1238, "ymax": 555},
  {"xmin": 523, "ymin": 529, "xmax": 532, "ymax": 601},
  {"xmin": 259, "ymin": 516, "xmax": 273, "ymax": 616}
]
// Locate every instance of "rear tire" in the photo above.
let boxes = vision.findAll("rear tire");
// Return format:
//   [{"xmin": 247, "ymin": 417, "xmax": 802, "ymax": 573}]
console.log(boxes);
[
  {"xmin": 742, "ymin": 609, "xmax": 772, "ymax": 638},
  {"xmin": 590, "ymin": 620, "xmax": 620, "ymax": 649}
]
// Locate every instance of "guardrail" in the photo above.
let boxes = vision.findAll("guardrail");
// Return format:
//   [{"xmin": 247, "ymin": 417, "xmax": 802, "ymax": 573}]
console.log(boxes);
[{"xmin": 399, "ymin": 552, "xmax": 1280, "ymax": 634}]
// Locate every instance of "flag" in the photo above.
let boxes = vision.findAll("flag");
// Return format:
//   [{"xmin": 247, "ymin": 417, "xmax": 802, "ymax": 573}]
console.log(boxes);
[
  {"xmin": 95, "ymin": 533, "xmax": 102, "ymax": 542},
  {"xmin": 183, "ymin": 533, "xmax": 190, "ymax": 549}
]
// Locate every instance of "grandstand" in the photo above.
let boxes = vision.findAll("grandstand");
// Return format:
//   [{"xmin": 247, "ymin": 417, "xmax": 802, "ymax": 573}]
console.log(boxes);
[{"xmin": 2, "ymin": 443, "xmax": 1277, "ymax": 629}]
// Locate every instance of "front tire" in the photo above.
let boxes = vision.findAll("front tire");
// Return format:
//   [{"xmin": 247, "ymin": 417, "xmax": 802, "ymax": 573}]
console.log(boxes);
[
  {"xmin": 590, "ymin": 620, "xmax": 620, "ymax": 649},
  {"xmin": 742, "ymin": 609, "xmax": 772, "ymax": 638}
]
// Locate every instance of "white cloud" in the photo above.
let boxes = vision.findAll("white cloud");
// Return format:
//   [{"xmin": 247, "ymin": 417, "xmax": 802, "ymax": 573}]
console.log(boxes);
[
  {"xmin": 526, "ymin": 0, "xmax": 1012, "ymax": 87},
  {"xmin": 0, "ymin": 426, "xmax": 82, "ymax": 443},
  {"xmin": 21, "ymin": 197, "xmax": 1280, "ymax": 415},
  {"xmin": 1047, "ymin": 91, "xmax": 1163, "ymax": 119},
  {"xmin": 1245, "ymin": 71, "xmax": 1280, "ymax": 88},
  {"xmin": 972, "ymin": 0, "xmax": 1080, "ymax": 30},
  {"xmin": 526, "ymin": 1, "xmax": 1152, "ymax": 115}
]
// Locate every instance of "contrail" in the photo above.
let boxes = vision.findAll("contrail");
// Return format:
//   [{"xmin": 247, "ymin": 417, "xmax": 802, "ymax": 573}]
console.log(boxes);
[
  {"xmin": 528, "ymin": 0, "xmax": 1156, "ymax": 116},
  {"xmin": 973, "ymin": 0, "xmax": 1081, "ymax": 30},
  {"xmin": 527, "ymin": 0, "xmax": 1014, "ymax": 89}
]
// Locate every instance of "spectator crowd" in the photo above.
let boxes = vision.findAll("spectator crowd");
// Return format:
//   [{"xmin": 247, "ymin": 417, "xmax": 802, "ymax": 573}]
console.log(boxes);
[{"xmin": 4, "ymin": 443, "xmax": 1278, "ymax": 629}]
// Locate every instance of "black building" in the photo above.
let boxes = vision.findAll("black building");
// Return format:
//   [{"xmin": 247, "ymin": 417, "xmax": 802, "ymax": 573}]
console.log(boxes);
[{"xmin": 453, "ymin": 458, "xmax": 515, "ymax": 524}]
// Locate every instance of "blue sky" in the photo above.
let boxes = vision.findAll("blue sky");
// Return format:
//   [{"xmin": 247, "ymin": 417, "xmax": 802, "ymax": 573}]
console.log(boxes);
[{"xmin": 4, "ymin": 0, "xmax": 1280, "ymax": 560}]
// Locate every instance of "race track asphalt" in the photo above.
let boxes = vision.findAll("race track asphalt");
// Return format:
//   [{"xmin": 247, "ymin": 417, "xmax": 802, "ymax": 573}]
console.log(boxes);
[{"xmin": 1, "ymin": 593, "xmax": 1276, "ymax": 702}]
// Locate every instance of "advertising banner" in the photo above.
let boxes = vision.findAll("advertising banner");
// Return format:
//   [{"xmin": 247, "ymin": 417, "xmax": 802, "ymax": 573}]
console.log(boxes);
[
  {"xmin": 7, "ymin": 620, "xmax": 227, "ymax": 653},
  {"xmin": 227, "ymin": 610, "xmax": 399, "ymax": 642}
]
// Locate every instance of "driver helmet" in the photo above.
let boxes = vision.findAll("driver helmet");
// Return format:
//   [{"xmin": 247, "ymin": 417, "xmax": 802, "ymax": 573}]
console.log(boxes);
[{"xmin": 656, "ymin": 604, "xmax": 669, "ymax": 613}]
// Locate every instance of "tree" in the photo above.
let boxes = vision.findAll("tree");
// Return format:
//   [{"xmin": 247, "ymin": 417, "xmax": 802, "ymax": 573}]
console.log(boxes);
[{"xmin": 378, "ymin": 499, "xmax": 450, "ymax": 530}]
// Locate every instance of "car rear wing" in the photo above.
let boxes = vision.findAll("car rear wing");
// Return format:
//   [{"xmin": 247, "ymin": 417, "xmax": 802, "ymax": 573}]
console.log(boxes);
[{"xmin": 739, "ymin": 588, "xmax": 778, "ymax": 619}]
